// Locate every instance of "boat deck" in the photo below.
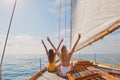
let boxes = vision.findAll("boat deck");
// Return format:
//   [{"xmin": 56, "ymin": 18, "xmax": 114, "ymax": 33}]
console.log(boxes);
[
  {"xmin": 36, "ymin": 67, "xmax": 120, "ymax": 80},
  {"xmin": 29, "ymin": 60, "xmax": 120, "ymax": 80},
  {"xmin": 36, "ymin": 71, "xmax": 67, "ymax": 80},
  {"xmin": 87, "ymin": 67, "xmax": 120, "ymax": 80}
]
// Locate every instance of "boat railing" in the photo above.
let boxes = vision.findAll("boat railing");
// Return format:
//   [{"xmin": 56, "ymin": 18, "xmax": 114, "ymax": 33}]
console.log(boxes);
[
  {"xmin": 83, "ymin": 59, "xmax": 120, "ymax": 71},
  {"xmin": 39, "ymin": 58, "xmax": 42, "ymax": 70}
]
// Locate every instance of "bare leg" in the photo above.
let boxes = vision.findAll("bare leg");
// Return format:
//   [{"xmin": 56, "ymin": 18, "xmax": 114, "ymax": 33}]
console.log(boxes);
[
  {"xmin": 57, "ymin": 65, "xmax": 62, "ymax": 75},
  {"xmin": 57, "ymin": 65, "xmax": 68, "ymax": 78},
  {"xmin": 70, "ymin": 61, "xmax": 74, "ymax": 70}
]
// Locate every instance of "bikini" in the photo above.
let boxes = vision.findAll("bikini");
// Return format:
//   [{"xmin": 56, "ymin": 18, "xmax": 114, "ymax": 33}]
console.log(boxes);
[
  {"xmin": 48, "ymin": 57, "xmax": 56, "ymax": 72},
  {"xmin": 60, "ymin": 65, "xmax": 71, "ymax": 76}
]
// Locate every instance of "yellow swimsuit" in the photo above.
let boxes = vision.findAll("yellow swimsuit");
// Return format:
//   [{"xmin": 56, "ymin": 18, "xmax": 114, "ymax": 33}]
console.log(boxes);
[{"xmin": 48, "ymin": 57, "xmax": 56, "ymax": 72}]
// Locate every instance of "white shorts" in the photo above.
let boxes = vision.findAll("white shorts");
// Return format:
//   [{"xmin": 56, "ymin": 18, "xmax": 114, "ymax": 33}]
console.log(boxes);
[{"xmin": 60, "ymin": 65, "xmax": 71, "ymax": 76}]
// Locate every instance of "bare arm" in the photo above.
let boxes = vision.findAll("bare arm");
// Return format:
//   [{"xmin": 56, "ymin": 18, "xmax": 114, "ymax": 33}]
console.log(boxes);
[
  {"xmin": 47, "ymin": 37, "xmax": 63, "ymax": 55},
  {"xmin": 55, "ymin": 38, "xmax": 64, "ymax": 55},
  {"xmin": 69, "ymin": 34, "xmax": 81, "ymax": 57},
  {"xmin": 41, "ymin": 40, "xmax": 48, "ymax": 55},
  {"xmin": 47, "ymin": 37, "xmax": 56, "ymax": 51},
  {"xmin": 56, "ymin": 38, "xmax": 64, "ymax": 51}
]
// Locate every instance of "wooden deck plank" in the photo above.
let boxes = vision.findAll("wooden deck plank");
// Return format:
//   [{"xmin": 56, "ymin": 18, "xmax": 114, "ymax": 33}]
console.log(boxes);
[
  {"xmin": 87, "ymin": 67, "xmax": 120, "ymax": 80},
  {"xmin": 37, "ymin": 71, "xmax": 67, "ymax": 80}
]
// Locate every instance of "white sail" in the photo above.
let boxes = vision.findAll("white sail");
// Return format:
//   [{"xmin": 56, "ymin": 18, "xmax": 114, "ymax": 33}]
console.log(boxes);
[{"xmin": 71, "ymin": 0, "xmax": 120, "ymax": 51}]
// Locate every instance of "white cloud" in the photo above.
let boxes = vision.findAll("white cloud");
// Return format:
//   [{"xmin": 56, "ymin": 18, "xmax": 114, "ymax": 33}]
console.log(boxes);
[
  {"xmin": 0, "ymin": 34, "xmax": 45, "ymax": 54},
  {"xmin": 54, "ymin": 28, "xmax": 70, "ymax": 38},
  {"xmin": 79, "ymin": 33, "xmax": 120, "ymax": 54},
  {"xmin": 60, "ymin": 28, "xmax": 70, "ymax": 36},
  {"xmin": 49, "ymin": 0, "xmax": 70, "ymax": 17},
  {"xmin": 0, "ymin": 30, "xmax": 119, "ymax": 55},
  {"xmin": 53, "ymin": 0, "xmax": 64, "ymax": 6}
]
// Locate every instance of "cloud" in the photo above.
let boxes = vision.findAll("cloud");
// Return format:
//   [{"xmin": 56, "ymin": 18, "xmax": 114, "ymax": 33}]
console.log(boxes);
[
  {"xmin": 49, "ymin": 0, "xmax": 70, "ymax": 18},
  {"xmin": 79, "ymin": 33, "xmax": 120, "ymax": 54},
  {"xmin": 54, "ymin": 28, "xmax": 70, "ymax": 38},
  {"xmin": 0, "ymin": 34, "xmax": 45, "ymax": 54},
  {"xmin": 0, "ymin": 30, "xmax": 119, "ymax": 54},
  {"xmin": 60, "ymin": 28, "xmax": 70, "ymax": 36}
]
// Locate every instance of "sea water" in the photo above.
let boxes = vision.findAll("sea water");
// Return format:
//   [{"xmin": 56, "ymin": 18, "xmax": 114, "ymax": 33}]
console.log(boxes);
[
  {"xmin": 2, "ymin": 54, "xmax": 120, "ymax": 80},
  {"xmin": 2, "ymin": 54, "xmax": 47, "ymax": 80}
]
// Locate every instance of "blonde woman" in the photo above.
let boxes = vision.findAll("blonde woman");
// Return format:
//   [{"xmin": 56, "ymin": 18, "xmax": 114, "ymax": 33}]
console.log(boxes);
[{"xmin": 58, "ymin": 34, "xmax": 81, "ymax": 77}]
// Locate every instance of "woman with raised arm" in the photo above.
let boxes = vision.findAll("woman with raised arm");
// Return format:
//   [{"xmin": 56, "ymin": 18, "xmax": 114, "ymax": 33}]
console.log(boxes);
[
  {"xmin": 41, "ymin": 38, "xmax": 63, "ymax": 72},
  {"xmin": 58, "ymin": 33, "xmax": 81, "ymax": 77},
  {"xmin": 47, "ymin": 37, "xmax": 63, "ymax": 57}
]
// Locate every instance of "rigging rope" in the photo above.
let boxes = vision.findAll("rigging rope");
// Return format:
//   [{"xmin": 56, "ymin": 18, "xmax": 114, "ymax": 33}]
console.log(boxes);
[
  {"xmin": 94, "ymin": 53, "xmax": 97, "ymax": 64},
  {"xmin": 70, "ymin": 0, "xmax": 72, "ymax": 49},
  {"xmin": 58, "ymin": 0, "xmax": 61, "ymax": 42},
  {"xmin": 65, "ymin": 0, "xmax": 67, "ymax": 45},
  {"xmin": 0, "ymin": 0, "xmax": 17, "ymax": 79}
]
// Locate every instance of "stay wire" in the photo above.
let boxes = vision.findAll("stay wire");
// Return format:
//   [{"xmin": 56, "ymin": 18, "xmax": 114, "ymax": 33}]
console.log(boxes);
[
  {"xmin": 0, "ymin": 0, "xmax": 17, "ymax": 69},
  {"xmin": 58, "ymin": 0, "xmax": 61, "ymax": 42},
  {"xmin": 65, "ymin": 0, "xmax": 67, "ymax": 45}
]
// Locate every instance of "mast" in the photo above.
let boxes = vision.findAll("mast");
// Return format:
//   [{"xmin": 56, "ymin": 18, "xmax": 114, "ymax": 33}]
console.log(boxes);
[{"xmin": 70, "ymin": 0, "xmax": 72, "ymax": 49}]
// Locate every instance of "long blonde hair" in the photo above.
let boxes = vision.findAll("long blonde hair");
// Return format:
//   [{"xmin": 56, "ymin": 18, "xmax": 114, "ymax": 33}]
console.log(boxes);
[{"xmin": 60, "ymin": 45, "xmax": 68, "ymax": 61}]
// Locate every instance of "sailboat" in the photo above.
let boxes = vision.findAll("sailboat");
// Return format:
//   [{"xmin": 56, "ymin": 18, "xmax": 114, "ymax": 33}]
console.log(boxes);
[
  {"xmin": 0, "ymin": 0, "xmax": 120, "ymax": 80},
  {"xmin": 29, "ymin": 0, "xmax": 120, "ymax": 80}
]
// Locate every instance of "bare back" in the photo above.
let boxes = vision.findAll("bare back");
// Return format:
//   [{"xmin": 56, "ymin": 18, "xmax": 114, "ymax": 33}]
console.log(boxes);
[
  {"xmin": 60, "ymin": 53, "xmax": 71, "ymax": 66},
  {"xmin": 60, "ymin": 34, "xmax": 81, "ymax": 67},
  {"xmin": 60, "ymin": 46, "xmax": 72, "ymax": 67}
]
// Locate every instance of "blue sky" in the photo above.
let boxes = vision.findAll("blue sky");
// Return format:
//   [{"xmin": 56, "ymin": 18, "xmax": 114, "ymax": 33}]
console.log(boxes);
[
  {"xmin": 0, "ymin": 0, "xmax": 70, "ymax": 36},
  {"xmin": 0, "ymin": 0, "xmax": 120, "ymax": 54},
  {"xmin": 0, "ymin": 0, "xmax": 71, "ymax": 54}
]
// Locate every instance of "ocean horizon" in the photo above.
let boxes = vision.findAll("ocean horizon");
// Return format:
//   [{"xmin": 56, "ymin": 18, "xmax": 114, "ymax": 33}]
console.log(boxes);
[{"xmin": 1, "ymin": 53, "xmax": 120, "ymax": 80}]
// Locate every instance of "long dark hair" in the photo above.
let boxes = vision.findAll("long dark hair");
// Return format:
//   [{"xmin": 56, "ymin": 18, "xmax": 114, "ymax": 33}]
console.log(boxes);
[{"xmin": 48, "ymin": 49, "xmax": 55, "ymax": 63}]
